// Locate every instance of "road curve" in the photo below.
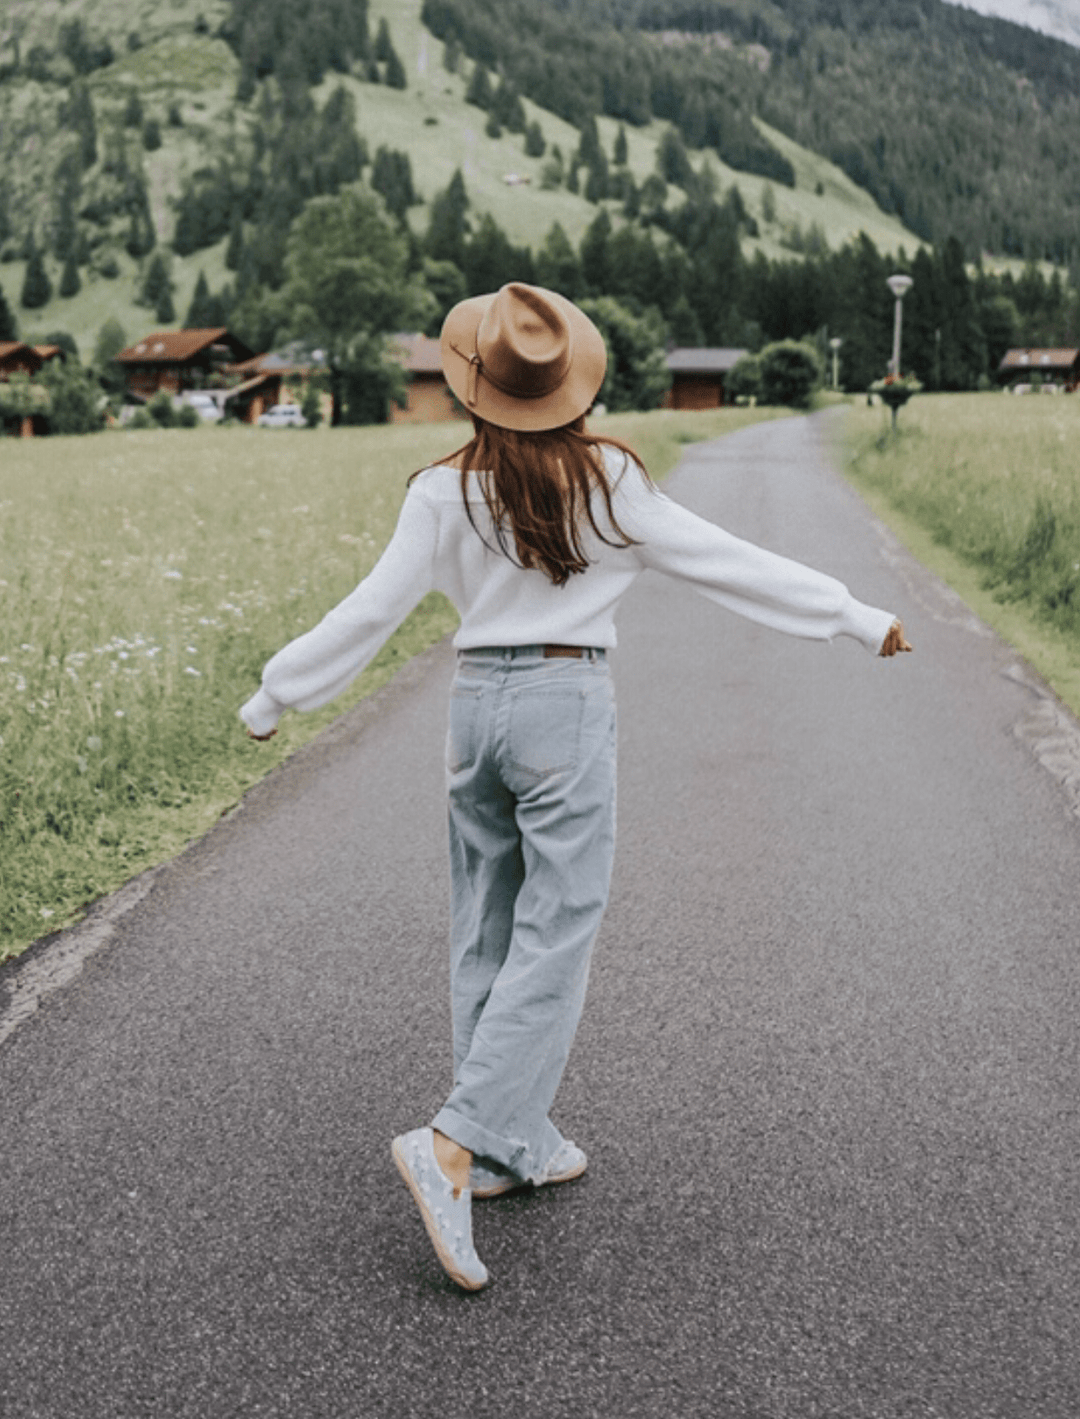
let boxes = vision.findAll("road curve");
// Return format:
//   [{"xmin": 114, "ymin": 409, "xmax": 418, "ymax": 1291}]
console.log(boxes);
[{"xmin": 2, "ymin": 412, "xmax": 1079, "ymax": 1419}]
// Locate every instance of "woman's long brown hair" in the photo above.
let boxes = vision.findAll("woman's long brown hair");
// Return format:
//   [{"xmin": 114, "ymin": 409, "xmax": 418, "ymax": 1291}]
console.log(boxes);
[{"xmin": 412, "ymin": 416, "xmax": 650, "ymax": 587}]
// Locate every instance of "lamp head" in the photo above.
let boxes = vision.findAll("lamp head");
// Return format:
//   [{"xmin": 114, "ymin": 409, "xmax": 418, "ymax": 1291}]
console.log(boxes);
[{"xmin": 887, "ymin": 274, "xmax": 914, "ymax": 300}]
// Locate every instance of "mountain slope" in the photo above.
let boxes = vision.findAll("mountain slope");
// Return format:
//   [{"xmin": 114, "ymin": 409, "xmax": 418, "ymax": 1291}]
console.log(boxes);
[{"xmin": 0, "ymin": 0, "xmax": 922, "ymax": 357}]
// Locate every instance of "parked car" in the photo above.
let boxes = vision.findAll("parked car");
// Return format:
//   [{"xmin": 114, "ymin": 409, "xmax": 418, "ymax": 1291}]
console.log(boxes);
[
  {"xmin": 257, "ymin": 403, "xmax": 307, "ymax": 428},
  {"xmin": 184, "ymin": 392, "xmax": 223, "ymax": 423}
]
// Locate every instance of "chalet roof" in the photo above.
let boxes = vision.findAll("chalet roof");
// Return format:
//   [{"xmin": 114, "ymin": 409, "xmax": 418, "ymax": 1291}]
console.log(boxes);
[
  {"xmin": 0, "ymin": 341, "xmax": 64, "ymax": 363},
  {"xmin": 389, "ymin": 333, "xmax": 444, "ymax": 374},
  {"xmin": 998, "ymin": 347, "xmax": 1080, "ymax": 372},
  {"xmin": 666, "ymin": 347, "xmax": 749, "ymax": 374},
  {"xmin": 232, "ymin": 342, "xmax": 328, "ymax": 375},
  {"xmin": 117, "ymin": 329, "xmax": 255, "ymax": 365}
]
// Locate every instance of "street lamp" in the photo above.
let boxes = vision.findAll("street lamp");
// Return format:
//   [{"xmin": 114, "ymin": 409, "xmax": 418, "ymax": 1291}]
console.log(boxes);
[
  {"xmin": 829, "ymin": 336, "xmax": 842, "ymax": 391},
  {"xmin": 886, "ymin": 273, "xmax": 913, "ymax": 376}
]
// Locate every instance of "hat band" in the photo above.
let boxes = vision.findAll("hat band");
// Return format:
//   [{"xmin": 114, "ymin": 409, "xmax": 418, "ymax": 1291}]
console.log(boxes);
[{"xmin": 448, "ymin": 340, "xmax": 569, "ymax": 409}]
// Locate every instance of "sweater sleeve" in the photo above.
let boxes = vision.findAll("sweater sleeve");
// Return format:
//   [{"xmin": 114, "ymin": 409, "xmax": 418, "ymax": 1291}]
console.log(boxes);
[
  {"xmin": 240, "ymin": 485, "xmax": 440, "ymax": 735},
  {"xmin": 617, "ymin": 471, "xmax": 895, "ymax": 654}
]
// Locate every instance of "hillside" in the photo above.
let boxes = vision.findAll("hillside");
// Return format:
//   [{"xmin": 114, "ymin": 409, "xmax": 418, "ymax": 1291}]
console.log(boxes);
[{"xmin": 0, "ymin": 0, "xmax": 922, "ymax": 357}]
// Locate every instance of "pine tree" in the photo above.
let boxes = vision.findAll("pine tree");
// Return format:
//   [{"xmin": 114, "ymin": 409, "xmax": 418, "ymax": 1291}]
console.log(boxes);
[
  {"xmin": 466, "ymin": 62, "xmax": 493, "ymax": 110},
  {"xmin": 225, "ymin": 210, "xmax": 245, "ymax": 271},
  {"xmin": 59, "ymin": 252, "xmax": 81, "ymax": 298},
  {"xmin": 123, "ymin": 90, "xmax": 144, "ymax": 128},
  {"xmin": 614, "ymin": 125, "xmax": 628, "ymax": 166},
  {"xmin": 524, "ymin": 121, "xmax": 545, "ymax": 158},
  {"xmin": 0, "ymin": 282, "xmax": 18, "ymax": 341},
  {"xmin": 385, "ymin": 45, "xmax": 407, "ymax": 89},
  {"xmin": 20, "ymin": 246, "xmax": 52, "ymax": 309},
  {"xmin": 184, "ymin": 271, "xmax": 214, "ymax": 328},
  {"xmin": 425, "ymin": 169, "xmax": 470, "ymax": 267},
  {"xmin": 580, "ymin": 209, "xmax": 612, "ymax": 294}
]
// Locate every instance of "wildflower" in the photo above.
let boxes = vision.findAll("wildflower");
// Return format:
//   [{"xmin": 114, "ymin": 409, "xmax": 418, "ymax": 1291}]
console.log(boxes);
[
  {"xmin": 185, "ymin": 666, "xmax": 202, "ymax": 677},
  {"xmin": 186, "ymin": 646, "xmax": 198, "ymax": 654},
  {"xmin": 115, "ymin": 709, "xmax": 125, "ymax": 718}
]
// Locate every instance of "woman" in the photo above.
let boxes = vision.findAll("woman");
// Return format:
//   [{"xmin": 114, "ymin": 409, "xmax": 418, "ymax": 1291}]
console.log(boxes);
[{"xmin": 241, "ymin": 283, "xmax": 911, "ymax": 1291}]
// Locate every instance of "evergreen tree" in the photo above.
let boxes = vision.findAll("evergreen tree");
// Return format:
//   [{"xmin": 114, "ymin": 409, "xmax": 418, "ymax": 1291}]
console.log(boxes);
[
  {"xmin": 371, "ymin": 148, "xmax": 417, "ymax": 222},
  {"xmin": 93, "ymin": 318, "xmax": 128, "ymax": 396},
  {"xmin": 123, "ymin": 90, "xmax": 144, "ymax": 128},
  {"xmin": 535, "ymin": 222, "xmax": 583, "ymax": 300},
  {"xmin": 225, "ymin": 210, "xmax": 245, "ymax": 271},
  {"xmin": 0, "ymin": 282, "xmax": 18, "ymax": 341},
  {"xmin": 466, "ymin": 62, "xmax": 493, "ymax": 110},
  {"xmin": 20, "ymin": 246, "xmax": 52, "ymax": 309},
  {"xmin": 425, "ymin": 169, "xmax": 469, "ymax": 267},
  {"xmin": 614, "ymin": 125, "xmax": 628, "ymax": 167},
  {"xmin": 580, "ymin": 209, "xmax": 612, "ymax": 294},
  {"xmin": 384, "ymin": 45, "xmax": 407, "ymax": 89},
  {"xmin": 584, "ymin": 153, "xmax": 609, "ymax": 203},
  {"xmin": 59, "ymin": 252, "xmax": 81, "ymax": 298},
  {"xmin": 524, "ymin": 121, "xmax": 545, "ymax": 158},
  {"xmin": 141, "ymin": 252, "xmax": 173, "ymax": 310},
  {"xmin": 184, "ymin": 270, "xmax": 215, "ymax": 327},
  {"xmin": 462, "ymin": 213, "xmax": 532, "ymax": 297},
  {"xmin": 142, "ymin": 118, "xmax": 162, "ymax": 152},
  {"xmin": 374, "ymin": 18, "xmax": 394, "ymax": 64},
  {"xmin": 64, "ymin": 80, "xmax": 98, "ymax": 170}
]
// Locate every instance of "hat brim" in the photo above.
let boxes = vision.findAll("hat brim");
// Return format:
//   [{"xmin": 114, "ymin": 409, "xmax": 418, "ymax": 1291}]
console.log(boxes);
[{"xmin": 440, "ymin": 289, "xmax": 607, "ymax": 432}]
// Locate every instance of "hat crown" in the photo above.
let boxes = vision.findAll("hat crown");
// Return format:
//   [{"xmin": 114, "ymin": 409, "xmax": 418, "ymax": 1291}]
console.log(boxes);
[{"xmin": 476, "ymin": 284, "xmax": 572, "ymax": 400}]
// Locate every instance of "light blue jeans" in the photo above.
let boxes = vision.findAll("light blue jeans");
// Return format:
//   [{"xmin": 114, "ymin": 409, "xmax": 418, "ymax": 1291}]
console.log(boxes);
[{"xmin": 431, "ymin": 646, "xmax": 617, "ymax": 1185}]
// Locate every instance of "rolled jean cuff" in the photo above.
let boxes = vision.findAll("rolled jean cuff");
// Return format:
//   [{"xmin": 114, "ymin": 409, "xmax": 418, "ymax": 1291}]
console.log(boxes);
[{"xmin": 431, "ymin": 1106, "xmax": 533, "ymax": 1182}]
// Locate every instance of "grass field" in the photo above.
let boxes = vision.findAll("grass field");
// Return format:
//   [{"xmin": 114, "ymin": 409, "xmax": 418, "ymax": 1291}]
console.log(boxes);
[
  {"xmin": 842, "ymin": 393, "xmax": 1080, "ymax": 717},
  {"xmin": 0, "ymin": 406, "xmax": 791, "ymax": 963}
]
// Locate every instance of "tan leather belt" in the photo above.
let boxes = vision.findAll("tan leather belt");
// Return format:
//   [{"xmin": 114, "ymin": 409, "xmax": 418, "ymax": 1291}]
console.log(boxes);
[{"xmin": 543, "ymin": 644, "xmax": 586, "ymax": 658}]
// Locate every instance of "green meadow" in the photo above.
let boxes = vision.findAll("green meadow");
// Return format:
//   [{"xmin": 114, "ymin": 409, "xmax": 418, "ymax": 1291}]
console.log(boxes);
[
  {"xmin": 0, "ymin": 406, "xmax": 789, "ymax": 962},
  {"xmin": 843, "ymin": 394, "xmax": 1080, "ymax": 717}
]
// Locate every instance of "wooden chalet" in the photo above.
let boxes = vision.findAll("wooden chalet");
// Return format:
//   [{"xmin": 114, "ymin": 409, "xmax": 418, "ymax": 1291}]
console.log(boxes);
[
  {"xmin": 662, "ymin": 347, "xmax": 749, "ymax": 409},
  {"xmin": 1, "ymin": 343, "xmax": 66, "ymax": 437},
  {"xmin": 997, "ymin": 348, "xmax": 1080, "ymax": 391},
  {"xmin": 388, "ymin": 334, "xmax": 462, "ymax": 423},
  {"xmin": 116, "ymin": 328, "xmax": 255, "ymax": 402}
]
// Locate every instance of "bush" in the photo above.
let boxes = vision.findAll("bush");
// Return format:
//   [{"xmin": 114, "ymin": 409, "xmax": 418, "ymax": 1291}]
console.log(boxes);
[
  {"xmin": 38, "ymin": 359, "xmax": 106, "ymax": 435},
  {"xmin": 757, "ymin": 340, "xmax": 823, "ymax": 409},
  {"xmin": 725, "ymin": 353, "xmax": 762, "ymax": 404},
  {"xmin": 176, "ymin": 404, "xmax": 200, "ymax": 428},
  {"xmin": 147, "ymin": 391, "xmax": 177, "ymax": 427}
]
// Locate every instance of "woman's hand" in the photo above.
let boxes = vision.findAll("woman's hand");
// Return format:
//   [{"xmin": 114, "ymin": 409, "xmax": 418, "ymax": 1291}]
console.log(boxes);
[
  {"xmin": 246, "ymin": 728, "xmax": 278, "ymax": 741},
  {"xmin": 879, "ymin": 619, "xmax": 913, "ymax": 657}
]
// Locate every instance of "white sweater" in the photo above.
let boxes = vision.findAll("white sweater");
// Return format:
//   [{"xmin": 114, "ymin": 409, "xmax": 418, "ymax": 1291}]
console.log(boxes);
[{"xmin": 240, "ymin": 449, "xmax": 895, "ymax": 736}]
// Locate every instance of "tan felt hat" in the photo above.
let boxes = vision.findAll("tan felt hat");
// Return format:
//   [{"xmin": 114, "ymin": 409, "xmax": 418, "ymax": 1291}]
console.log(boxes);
[{"xmin": 440, "ymin": 282, "xmax": 607, "ymax": 431}]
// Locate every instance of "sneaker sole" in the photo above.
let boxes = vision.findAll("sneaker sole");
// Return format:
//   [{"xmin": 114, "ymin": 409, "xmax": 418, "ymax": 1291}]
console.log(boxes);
[
  {"xmin": 392, "ymin": 1137, "xmax": 489, "ymax": 1291},
  {"xmin": 472, "ymin": 1155, "xmax": 588, "ymax": 1200}
]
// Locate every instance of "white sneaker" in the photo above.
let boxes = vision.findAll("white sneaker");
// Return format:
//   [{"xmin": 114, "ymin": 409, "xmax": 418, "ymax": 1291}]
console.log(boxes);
[
  {"xmin": 391, "ymin": 1127, "xmax": 490, "ymax": 1291},
  {"xmin": 470, "ymin": 1138, "xmax": 588, "ymax": 1200}
]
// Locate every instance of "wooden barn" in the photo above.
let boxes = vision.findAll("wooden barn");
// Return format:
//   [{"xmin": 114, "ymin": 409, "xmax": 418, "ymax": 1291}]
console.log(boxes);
[
  {"xmin": 662, "ymin": 347, "xmax": 749, "ymax": 409},
  {"xmin": 997, "ymin": 348, "xmax": 1080, "ymax": 391}
]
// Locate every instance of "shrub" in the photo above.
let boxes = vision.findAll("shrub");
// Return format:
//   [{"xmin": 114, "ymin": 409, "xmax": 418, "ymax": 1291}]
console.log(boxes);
[
  {"xmin": 725, "ymin": 353, "xmax": 762, "ymax": 404},
  {"xmin": 148, "ymin": 391, "xmax": 176, "ymax": 427},
  {"xmin": 757, "ymin": 340, "xmax": 823, "ymax": 408},
  {"xmin": 300, "ymin": 384, "xmax": 323, "ymax": 427},
  {"xmin": 176, "ymin": 404, "xmax": 200, "ymax": 428}
]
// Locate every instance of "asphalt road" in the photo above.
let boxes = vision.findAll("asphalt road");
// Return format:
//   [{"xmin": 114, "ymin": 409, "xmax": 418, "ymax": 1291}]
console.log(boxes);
[{"xmin": 3, "ymin": 413, "xmax": 1080, "ymax": 1419}]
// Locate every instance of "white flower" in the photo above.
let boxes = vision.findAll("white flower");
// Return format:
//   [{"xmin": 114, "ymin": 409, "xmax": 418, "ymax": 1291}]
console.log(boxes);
[
  {"xmin": 186, "ymin": 646, "xmax": 198, "ymax": 654},
  {"xmin": 115, "ymin": 709, "xmax": 125, "ymax": 718},
  {"xmin": 185, "ymin": 666, "xmax": 202, "ymax": 676}
]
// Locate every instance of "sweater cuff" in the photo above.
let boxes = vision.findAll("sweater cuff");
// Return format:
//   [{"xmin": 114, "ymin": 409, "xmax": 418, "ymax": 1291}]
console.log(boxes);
[
  {"xmin": 844, "ymin": 597, "xmax": 897, "ymax": 655},
  {"xmin": 240, "ymin": 687, "xmax": 285, "ymax": 736}
]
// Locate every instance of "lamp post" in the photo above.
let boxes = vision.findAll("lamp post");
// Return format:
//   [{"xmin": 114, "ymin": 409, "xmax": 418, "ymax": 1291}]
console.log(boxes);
[
  {"xmin": 886, "ymin": 273, "xmax": 913, "ymax": 376},
  {"xmin": 829, "ymin": 336, "xmax": 842, "ymax": 391}
]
